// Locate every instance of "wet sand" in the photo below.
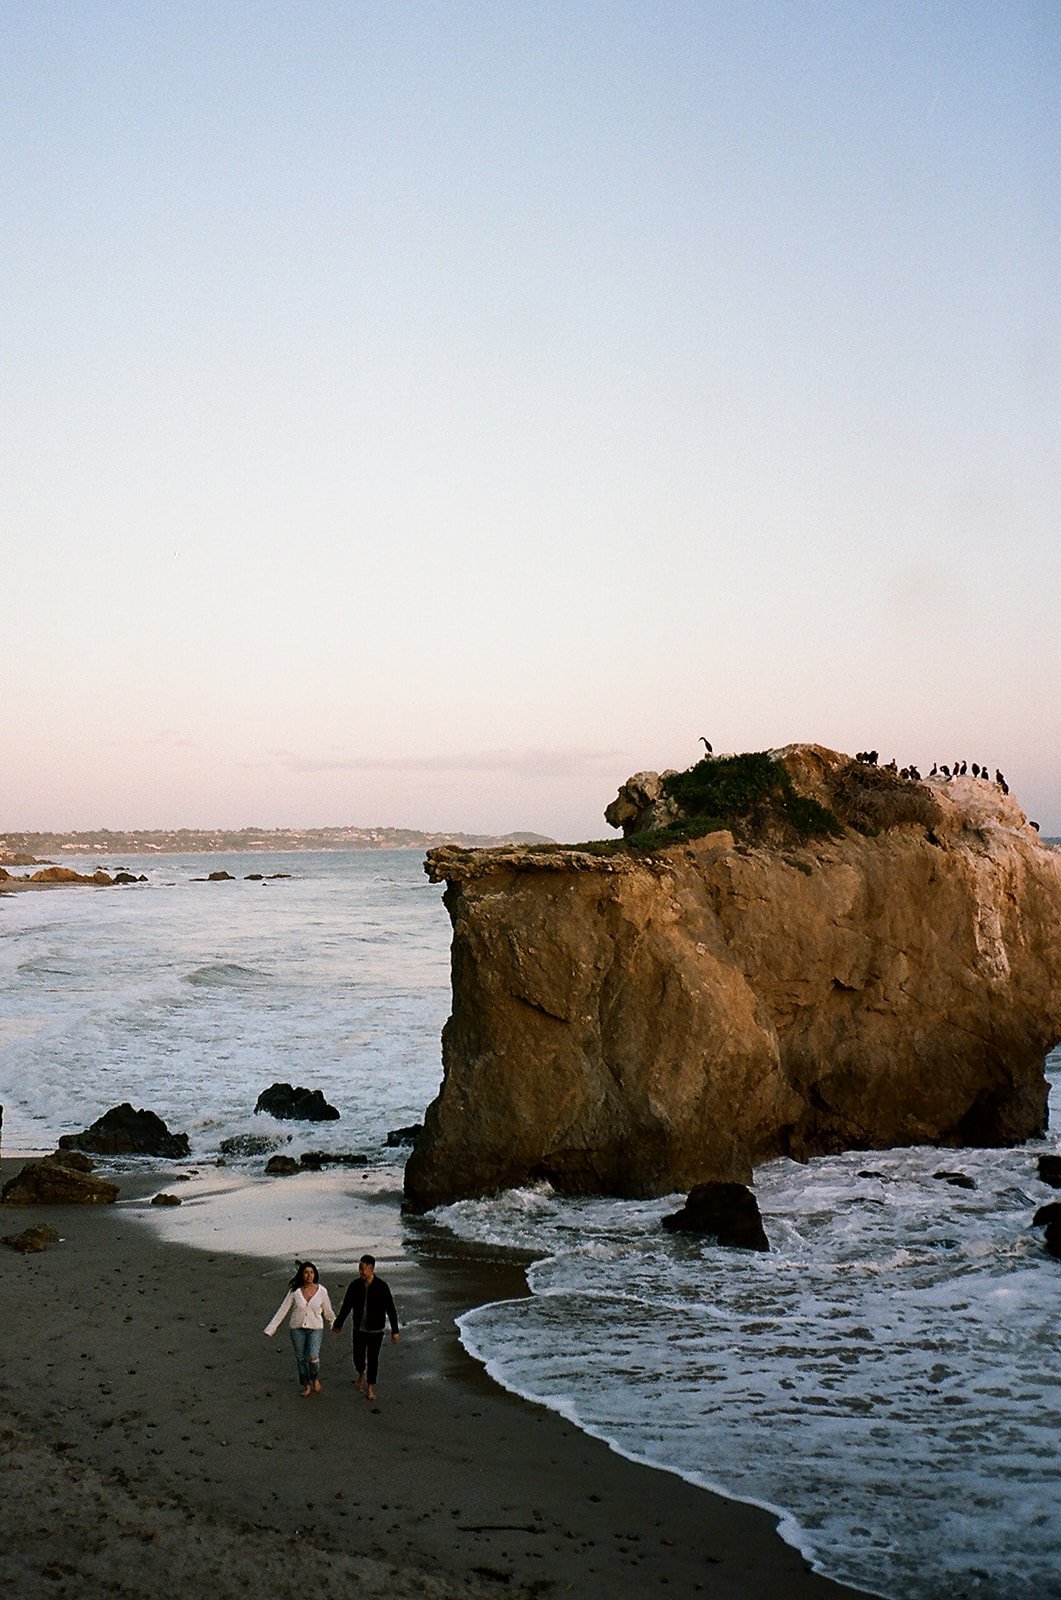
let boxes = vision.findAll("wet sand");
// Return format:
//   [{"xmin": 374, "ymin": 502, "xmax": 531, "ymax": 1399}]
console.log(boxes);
[{"xmin": 0, "ymin": 1158, "xmax": 876, "ymax": 1600}]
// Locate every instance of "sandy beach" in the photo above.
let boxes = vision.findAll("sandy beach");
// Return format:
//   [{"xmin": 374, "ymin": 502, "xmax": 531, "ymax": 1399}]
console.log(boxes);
[{"xmin": 0, "ymin": 1158, "xmax": 877, "ymax": 1600}]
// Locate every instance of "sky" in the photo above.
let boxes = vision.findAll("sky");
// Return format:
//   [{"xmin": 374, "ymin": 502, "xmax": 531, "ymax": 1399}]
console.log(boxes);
[{"xmin": 2, "ymin": 0, "xmax": 1058, "ymax": 839}]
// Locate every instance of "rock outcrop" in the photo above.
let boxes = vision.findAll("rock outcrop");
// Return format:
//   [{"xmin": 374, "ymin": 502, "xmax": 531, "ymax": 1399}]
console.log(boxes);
[
  {"xmin": 662, "ymin": 1182, "xmax": 770, "ymax": 1250},
  {"xmin": 404, "ymin": 746, "xmax": 1061, "ymax": 1210},
  {"xmin": 1, "ymin": 1156, "xmax": 120, "ymax": 1205},
  {"xmin": 254, "ymin": 1084, "xmax": 340, "ymax": 1121},
  {"xmin": 59, "ymin": 1103, "xmax": 191, "ymax": 1158}
]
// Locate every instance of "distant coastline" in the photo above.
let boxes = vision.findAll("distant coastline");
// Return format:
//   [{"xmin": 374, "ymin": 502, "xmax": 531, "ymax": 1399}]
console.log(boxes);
[{"xmin": 0, "ymin": 824, "xmax": 553, "ymax": 859}]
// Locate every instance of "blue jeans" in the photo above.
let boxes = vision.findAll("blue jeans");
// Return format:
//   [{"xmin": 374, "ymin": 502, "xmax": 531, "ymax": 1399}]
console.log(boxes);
[{"xmin": 289, "ymin": 1326, "xmax": 323, "ymax": 1385}]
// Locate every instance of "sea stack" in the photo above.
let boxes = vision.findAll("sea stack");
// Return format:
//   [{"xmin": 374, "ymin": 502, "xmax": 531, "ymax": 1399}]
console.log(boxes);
[{"xmin": 404, "ymin": 745, "xmax": 1061, "ymax": 1210}]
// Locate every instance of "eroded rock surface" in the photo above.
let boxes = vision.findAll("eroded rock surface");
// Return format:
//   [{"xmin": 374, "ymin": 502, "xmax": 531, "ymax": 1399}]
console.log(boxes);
[{"xmin": 405, "ymin": 746, "xmax": 1061, "ymax": 1209}]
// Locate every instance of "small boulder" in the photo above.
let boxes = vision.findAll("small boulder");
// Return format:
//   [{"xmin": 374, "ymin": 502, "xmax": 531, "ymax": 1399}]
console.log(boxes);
[
  {"xmin": 386, "ymin": 1124, "xmax": 424, "ymax": 1148},
  {"xmin": 3, "ymin": 1224, "xmax": 61, "ymax": 1253},
  {"xmin": 113, "ymin": 871, "xmax": 140, "ymax": 885},
  {"xmin": 1037, "ymin": 1155, "xmax": 1061, "ymax": 1190},
  {"xmin": 661, "ymin": 1182, "xmax": 770, "ymax": 1251},
  {"xmin": 1, "ymin": 1160, "xmax": 119, "ymax": 1206},
  {"xmin": 58, "ymin": 1103, "xmax": 191, "ymax": 1158},
  {"xmin": 245, "ymin": 873, "xmax": 264, "ymax": 881},
  {"xmin": 151, "ymin": 1193, "xmax": 182, "ymax": 1207},
  {"xmin": 1033, "ymin": 1201, "xmax": 1061, "ymax": 1229},
  {"xmin": 1045, "ymin": 1219, "xmax": 1061, "ymax": 1260},
  {"xmin": 254, "ymin": 1083, "xmax": 340, "ymax": 1122},
  {"xmin": 264, "ymin": 1155, "xmax": 301, "ymax": 1176},
  {"xmin": 933, "ymin": 1171, "xmax": 977, "ymax": 1190},
  {"xmin": 207, "ymin": 870, "xmax": 234, "ymax": 881},
  {"xmin": 218, "ymin": 1133, "xmax": 290, "ymax": 1158}
]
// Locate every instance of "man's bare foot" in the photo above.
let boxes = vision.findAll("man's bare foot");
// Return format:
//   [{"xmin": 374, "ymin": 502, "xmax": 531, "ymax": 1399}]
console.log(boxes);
[
  {"xmin": 300, "ymin": 1385, "xmax": 312, "ymax": 1398},
  {"xmin": 354, "ymin": 1373, "xmax": 364, "ymax": 1391},
  {"xmin": 365, "ymin": 1386, "xmax": 376, "ymax": 1402},
  {"xmin": 312, "ymin": 1378, "xmax": 322, "ymax": 1393}
]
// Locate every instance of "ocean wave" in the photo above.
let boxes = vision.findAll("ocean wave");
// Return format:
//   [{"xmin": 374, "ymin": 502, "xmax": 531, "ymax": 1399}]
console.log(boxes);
[{"xmin": 183, "ymin": 962, "xmax": 269, "ymax": 987}]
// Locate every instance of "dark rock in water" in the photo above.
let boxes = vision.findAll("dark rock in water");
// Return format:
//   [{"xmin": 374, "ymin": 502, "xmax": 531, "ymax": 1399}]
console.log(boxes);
[
  {"xmin": 254, "ymin": 1083, "xmax": 340, "ymax": 1122},
  {"xmin": 858, "ymin": 1170, "xmax": 885, "ymax": 1180},
  {"xmin": 1033, "ymin": 1201, "xmax": 1061, "ymax": 1228},
  {"xmin": 1, "ymin": 1158, "xmax": 119, "ymax": 1205},
  {"xmin": 264, "ymin": 1155, "xmax": 301, "ymax": 1176},
  {"xmin": 113, "ymin": 871, "xmax": 140, "ymax": 884},
  {"xmin": 245, "ymin": 873, "xmax": 263, "ymax": 881},
  {"xmin": 1045, "ymin": 1219, "xmax": 1061, "ymax": 1260},
  {"xmin": 268, "ymin": 873, "xmax": 291, "ymax": 879},
  {"xmin": 151, "ymin": 1192, "xmax": 182, "ymax": 1206},
  {"xmin": 207, "ymin": 870, "xmax": 234, "ymax": 881},
  {"xmin": 1038, "ymin": 1155, "xmax": 1061, "ymax": 1189},
  {"xmin": 933, "ymin": 1170, "xmax": 977, "ymax": 1190},
  {"xmin": 3, "ymin": 1224, "xmax": 61, "ymax": 1253},
  {"xmin": 298, "ymin": 1151, "xmax": 368, "ymax": 1170},
  {"xmin": 386, "ymin": 1124, "xmax": 424, "ymax": 1148},
  {"xmin": 58, "ymin": 1103, "xmax": 191, "ymax": 1158},
  {"xmin": 661, "ymin": 1182, "xmax": 770, "ymax": 1251},
  {"xmin": 218, "ymin": 1133, "xmax": 290, "ymax": 1158}
]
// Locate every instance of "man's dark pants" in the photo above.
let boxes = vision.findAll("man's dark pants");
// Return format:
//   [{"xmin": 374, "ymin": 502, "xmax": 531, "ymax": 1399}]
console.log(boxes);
[{"xmin": 354, "ymin": 1330, "xmax": 385, "ymax": 1384}]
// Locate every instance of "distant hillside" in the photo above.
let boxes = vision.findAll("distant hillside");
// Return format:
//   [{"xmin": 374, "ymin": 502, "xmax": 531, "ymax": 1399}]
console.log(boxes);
[{"xmin": 0, "ymin": 825, "xmax": 553, "ymax": 859}]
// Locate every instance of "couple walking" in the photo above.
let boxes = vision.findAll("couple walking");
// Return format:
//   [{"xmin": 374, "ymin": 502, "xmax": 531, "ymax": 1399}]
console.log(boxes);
[{"xmin": 265, "ymin": 1255, "xmax": 399, "ymax": 1400}]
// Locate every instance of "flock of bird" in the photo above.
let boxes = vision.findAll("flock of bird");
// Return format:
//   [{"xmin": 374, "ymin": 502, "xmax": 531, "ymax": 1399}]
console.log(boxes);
[
  {"xmin": 694, "ymin": 740, "xmax": 1038, "ymax": 832},
  {"xmin": 854, "ymin": 749, "xmax": 1009, "ymax": 793},
  {"xmin": 697, "ymin": 737, "xmax": 1009, "ymax": 796}
]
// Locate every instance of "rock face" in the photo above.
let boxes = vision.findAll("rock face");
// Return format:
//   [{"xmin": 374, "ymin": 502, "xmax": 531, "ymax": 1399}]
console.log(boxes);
[
  {"xmin": 254, "ymin": 1084, "xmax": 340, "ymax": 1121},
  {"xmin": 58, "ymin": 1103, "xmax": 191, "ymax": 1158},
  {"xmin": 1, "ymin": 1156, "xmax": 120, "ymax": 1205},
  {"xmin": 662, "ymin": 1182, "xmax": 770, "ymax": 1250},
  {"xmin": 404, "ymin": 746, "xmax": 1061, "ymax": 1210}
]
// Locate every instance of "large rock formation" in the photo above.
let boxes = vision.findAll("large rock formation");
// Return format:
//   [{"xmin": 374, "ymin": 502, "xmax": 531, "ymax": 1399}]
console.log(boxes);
[{"xmin": 404, "ymin": 746, "xmax": 1061, "ymax": 1210}]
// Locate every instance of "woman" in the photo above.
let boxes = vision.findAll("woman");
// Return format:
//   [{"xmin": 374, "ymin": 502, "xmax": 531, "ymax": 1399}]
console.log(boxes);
[{"xmin": 264, "ymin": 1261, "xmax": 336, "ymax": 1396}]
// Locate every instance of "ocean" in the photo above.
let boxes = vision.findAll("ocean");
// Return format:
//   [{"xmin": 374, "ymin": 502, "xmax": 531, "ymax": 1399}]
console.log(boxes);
[{"xmin": 1, "ymin": 848, "xmax": 1058, "ymax": 1600}]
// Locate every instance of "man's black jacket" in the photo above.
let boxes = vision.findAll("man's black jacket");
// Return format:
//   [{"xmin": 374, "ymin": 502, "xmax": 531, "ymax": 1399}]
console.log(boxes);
[{"xmin": 334, "ymin": 1276, "xmax": 399, "ymax": 1335}]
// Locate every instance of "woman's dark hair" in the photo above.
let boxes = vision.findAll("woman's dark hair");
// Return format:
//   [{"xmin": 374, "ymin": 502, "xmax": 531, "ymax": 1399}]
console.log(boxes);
[{"xmin": 290, "ymin": 1260, "xmax": 320, "ymax": 1288}]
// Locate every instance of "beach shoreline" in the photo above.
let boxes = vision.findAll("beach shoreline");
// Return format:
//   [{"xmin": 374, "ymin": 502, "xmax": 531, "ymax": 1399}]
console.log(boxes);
[{"xmin": 0, "ymin": 1157, "xmax": 876, "ymax": 1600}]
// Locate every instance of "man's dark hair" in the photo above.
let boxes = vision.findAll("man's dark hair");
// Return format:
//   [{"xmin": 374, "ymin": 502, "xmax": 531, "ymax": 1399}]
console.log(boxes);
[{"xmin": 359, "ymin": 1253, "xmax": 376, "ymax": 1267}]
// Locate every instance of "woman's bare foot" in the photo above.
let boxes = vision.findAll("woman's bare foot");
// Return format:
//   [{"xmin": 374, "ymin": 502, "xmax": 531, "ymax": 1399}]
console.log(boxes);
[
  {"xmin": 312, "ymin": 1378, "xmax": 322, "ymax": 1393},
  {"xmin": 300, "ymin": 1384, "xmax": 312, "ymax": 1398},
  {"xmin": 365, "ymin": 1385, "xmax": 376, "ymax": 1402},
  {"xmin": 353, "ymin": 1373, "xmax": 364, "ymax": 1391}
]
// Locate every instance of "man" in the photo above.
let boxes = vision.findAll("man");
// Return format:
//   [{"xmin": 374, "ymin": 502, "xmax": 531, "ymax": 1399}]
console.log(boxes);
[{"xmin": 333, "ymin": 1254, "xmax": 400, "ymax": 1402}]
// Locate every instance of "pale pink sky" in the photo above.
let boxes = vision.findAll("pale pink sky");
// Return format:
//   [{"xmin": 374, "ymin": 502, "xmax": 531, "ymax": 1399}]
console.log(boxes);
[{"xmin": 4, "ymin": 2, "xmax": 1058, "ymax": 839}]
